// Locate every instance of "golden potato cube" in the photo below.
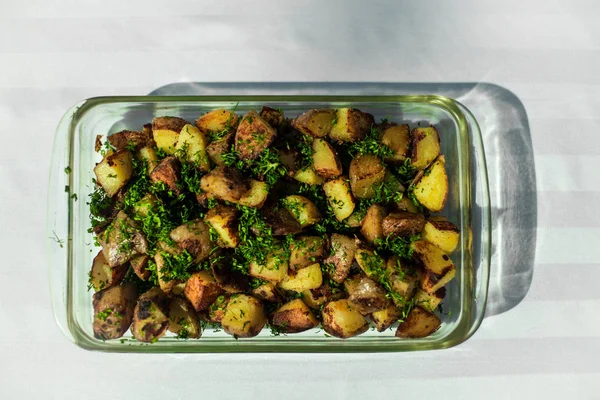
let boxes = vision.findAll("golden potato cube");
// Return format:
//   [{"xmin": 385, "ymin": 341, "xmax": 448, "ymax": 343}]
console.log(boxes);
[
  {"xmin": 235, "ymin": 110, "xmax": 277, "ymax": 160},
  {"xmin": 236, "ymin": 179, "xmax": 269, "ymax": 208},
  {"xmin": 283, "ymin": 195, "xmax": 322, "ymax": 227},
  {"xmin": 168, "ymin": 297, "xmax": 201, "ymax": 339},
  {"xmin": 195, "ymin": 108, "xmax": 239, "ymax": 133},
  {"xmin": 174, "ymin": 124, "xmax": 210, "ymax": 171},
  {"xmin": 423, "ymin": 217, "xmax": 460, "ymax": 253},
  {"xmin": 152, "ymin": 116, "xmax": 188, "ymax": 154},
  {"xmin": 411, "ymin": 240, "xmax": 456, "ymax": 294},
  {"xmin": 249, "ymin": 249, "xmax": 289, "ymax": 283},
  {"xmin": 278, "ymin": 263, "xmax": 323, "ymax": 292},
  {"xmin": 132, "ymin": 287, "xmax": 170, "ymax": 343},
  {"xmin": 252, "ymin": 281, "xmax": 284, "ymax": 303},
  {"xmin": 386, "ymin": 256, "xmax": 418, "ymax": 305},
  {"xmin": 371, "ymin": 304, "xmax": 403, "ymax": 332},
  {"xmin": 184, "ymin": 271, "xmax": 224, "ymax": 312},
  {"xmin": 293, "ymin": 166, "xmax": 325, "ymax": 185},
  {"xmin": 222, "ymin": 294, "xmax": 267, "ymax": 338},
  {"xmin": 204, "ymin": 205, "xmax": 239, "ymax": 248},
  {"xmin": 329, "ymin": 108, "xmax": 374, "ymax": 143},
  {"xmin": 137, "ymin": 146, "xmax": 159, "ymax": 173},
  {"xmin": 270, "ymin": 298, "xmax": 319, "ymax": 333},
  {"xmin": 93, "ymin": 149, "xmax": 133, "ymax": 197},
  {"xmin": 380, "ymin": 124, "xmax": 410, "ymax": 162},
  {"xmin": 290, "ymin": 236, "xmax": 326, "ymax": 270},
  {"xmin": 349, "ymin": 154, "xmax": 386, "ymax": 199},
  {"xmin": 89, "ymin": 250, "xmax": 127, "ymax": 292},
  {"xmin": 396, "ymin": 306, "xmax": 441, "ymax": 338},
  {"xmin": 322, "ymin": 299, "xmax": 369, "ymax": 339},
  {"xmin": 323, "ymin": 176, "xmax": 356, "ymax": 222},
  {"xmin": 410, "ymin": 126, "xmax": 441, "ymax": 169},
  {"xmin": 414, "ymin": 287, "xmax": 445, "ymax": 312},
  {"xmin": 200, "ymin": 166, "xmax": 249, "ymax": 202},
  {"xmin": 170, "ymin": 219, "xmax": 212, "ymax": 263},
  {"xmin": 312, "ymin": 138, "xmax": 342, "ymax": 178},
  {"xmin": 360, "ymin": 204, "xmax": 386, "ymax": 243},
  {"xmin": 413, "ymin": 155, "xmax": 448, "ymax": 212},
  {"xmin": 154, "ymin": 252, "xmax": 185, "ymax": 295},
  {"xmin": 292, "ymin": 108, "xmax": 336, "ymax": 138}
]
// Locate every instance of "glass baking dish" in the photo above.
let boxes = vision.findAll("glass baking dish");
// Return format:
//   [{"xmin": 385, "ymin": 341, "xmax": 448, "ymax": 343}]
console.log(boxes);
[{"xmin": 47, "ymin": 95, "xmax": 490, "ymax": 352}]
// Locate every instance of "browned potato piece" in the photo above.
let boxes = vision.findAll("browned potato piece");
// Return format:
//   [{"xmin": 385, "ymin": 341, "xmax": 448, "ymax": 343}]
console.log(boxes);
[
  {"xmin": 93, "ymin": 149, "xmax": 134, "ymax": 197},
  {"xmin": 133, "ymin": 193, "xmax": 156, "ymax": 219},
  {"xmin": 293, "ymin": 166, "xmax": 325, "ymax": 185},
  {"xmin": 301, "ymin": 285, "xmax": 330, "ymax": 309},
  {"xmin": 322, "ymin": 299, "xmax": 369, "ymax": 339},
  {"xmin": 354, "ymin": 241, "xmax": 385, "ymax": 280},
  {"xmin": 152, "ymin": 116, "xmax": 188, "ymax": 154},
  {"xmin": 360, "ymin": 204, "xmax": 386, "ymax": 243},
  {"xmin": 283, "ymin": 195, "xmax": 322, "ymax": 228},
  {"xmin": 235, "ymin": 110, "xmax": 277, "ymax": 161},
  {"xmin": 89, "ymin": 250, "xmax": 127, "ymax": 292},
  {"xmin": 99, "ymin": 211, "xmax": 148, "ymax": 267},
  {"xmin": 270, "ymin": 299, "xmax": 319, "ymax": 333},
  {"xmin": 168, "ymin": 297, "xmax": 202, "ymax": 339},
  {"xmin": 329, "ymin": 108, "xmax": 374, "ymax": 143},
  {"xmin": 252, "ymin": 281, "xmax": 284, "ymax": 303},
  {"xmin": 170, "ymin": 219, "xmax": 213, "ymax": 263},
  {"xmin": 323, "ymin": 177, "xmax": 356, "ymax": 222},
  {"xmin": 154, "ymin": 252, "xmax": 185, "ymax": 295},
  {"xmin": 195, "ymin": 108, "xmax": 239, "ymax": 134},
  {"xmin": 414, "ymin": 287, "xmax": 446, "ymax": 312},
  {"xmin": 371, "ymin": 304, "xmax": 403, "ymax": 332},
  {"xmin": 222, "ymin": 294, "xmax": 267, "ymax": 338},
  {"xmin": 174, "ymin": 124, "xmax": 210, "ymax": 171},
  {"xmin": 292, "ymin": 108, "xmax": 336, "ymax": 138},
  {"xmin": 396, "ymin": 306, "xmax": 441, "ymax": 338},
  {"xmin": 411, "ymin": 240, "xmax": 456, "ymax": 294},
  {"xmin": 206, "ymin": 133, "xmax": 234, "ymax": 167},
  {"xmin": 349, "ymin": 154, "xmax": 386, "ymax": 199},
  {"xmin": 200, "ymin": 166, "xmax": 249, "ymax": 202},
  {"xmin": 150, "ymin": 156, "xmax": 181, "ymax": 194},
  {"xmin": 261, "ymin": 203, "xmax": 302, "ymax": 236},
  {"xmin": 277, "ymin": 148, "xmax": 298, "ymax": 176},
  {"xmin": 422, "ymin": 217, "xmax": 460, "ymax": 253},
  {"xmin": 92, "ymin": 283, "xmax": 137, "ymax": 340},
  {"xmin": 413, "ymin": 155, "xmax": 448, "ymax": 212},
  {"xmin": 211, "ymin": 258, "xmax": 249, "ymax": 293},
  {"xmin": 208, "ymin": 294, "xmax": 229, "ymax": 323},
  {"xmin": 345, "ymin": 212, "xmax": 364, "ymax": 228},
  {"xmin": 108, "ymin": 129, "xmax": 153, "ymax": 151},
  {"xmin": 386, "ymin": 256, "xmax": 419, "ymax": 306},
  {"xmin": 184, "ymin": 271, "xmax": 224, "ymax": 312},
  {"xmin": 259, "ymin": 106, "xmax": 284, "ymax": 129},
  {"xmin": 132, "ymin": 287, "xmax": 170, "ymax": 343},
  {"xmin": 130, "ymin": 254, "xmax": 150, "ymax": 281},
  {"xmin": 312, "ymin": 138, "xmax": 342, "ymax": 178},
  {"xmin": 411, "ymin": 126, "xmax": 441, "ymax": 170},
  {"xmin": 325, "ymin": 234, "xmax": 356, "ymax": 284},
  {"xmin": 249, "ymin": 249, "xmax": 289, "ymax": 282},
  {"xmin": 235, "ymin": 179, "xmax": 269, "ymax": 208},
  {"xmin": 290, "ymin": 236, "xmax": 326, "ymax": 270},
  {"xmin": 347, "ymin": 276, "xmax": 390, "ymax": 315},
  {"xmin": 380, "ymin": 124, "xmax": 410, "ymax": 162},
  {"xmin": 205, "ymin": 205, "xmax": 239, "ymax": 248},
  {"xmin": 381, "ymin": 211, "xmax": 425, "ymax": 238},
  {"xmin": 278, "ymin": 263, "xmax": 323, "ymax": 293},
  {"xmin": 395, "ymin": 196, "xmax": 420, "ymax": 214},
  {"xmin": 137, "ymin": 146, "xmax": 160, "ymax": 173}
]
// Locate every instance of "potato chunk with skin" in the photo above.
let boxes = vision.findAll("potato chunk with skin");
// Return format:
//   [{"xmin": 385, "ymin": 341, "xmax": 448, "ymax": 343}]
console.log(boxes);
[
  {"xmin": 411, "ymin": 126, "xmax": 440, "ymax": 170},
  {"xmin": 261, "ymin": 203, "xmax": 302, "ymax": 236},
  {"xmin": 184, "ymin": 271, "xmax": 224, "ymax": 312},
  {"xmin": 235, "ymin": 110, "xmax": 277, "ymax": 161},
  {"xmin": 301, "ymin": 286, "xmax": 329, "ymax": 309},
  {"xmin": 323, "ymin": 177, "xmax": 356, "ymax": 222},
  {"xmin": 371, "ymin": 304, "xmax": 403, "ymax": 332},
  {"xmin": 414, "ymin": 287, "xmax": 445, "ymax": 312},
  {"xmin": 137, "ymin": 146, "xmax": 160, "ymax": 173},
  {"xmin": 361, "ymin": 204, "xmax": 386, "ymax": 243},
  {"xmin": 235, "ymin": 179, "xmax": 269, "ymax": 208},
  {"xmin": 382, "ymin": 211, "xmax": 425, "ymax": 239},
  {"xmin": 222, "ymin": 294, "xmax": 267, "ymax": 338},
  {"xmin": 312, "ymin": 138, "xmax": 342, "ymax": 178},
  {"xmin": 108, "ymin": 129, "xmax": 153, "ymax": 151},
  {"xmin": 92, "ymin": 283, "xmax": 137, "ymax": 340},
  {"xmin": 347, "ymin": 276, "xmax": 390, "ymax": 315},
  {"xmin": 349, "ymin": 154, "xmax": 386, "ymax": 199},
  {"xmin": 411, "ymin": 240, "xmax": 456, "ymax": 294},
  {"xmin": 422, "ymin": 217, "xmax": 460, "ymax": 253},
  {"xmin": 152, "ymin": 116, "xmax": 188, "ymax": 154},
  {"xmin": 195, "ymin": 108, "xmax": 239, "ymax": 134},
  {"xmin": 252, "ymin": 281, "xmax": 284, "ymax": 303},
  {"xmin": 99, "ymin": 211, "xmax": 148, "ymax": 267},
  {"xmin": 132, "ymin": 287, "xmax": 170, "ymax": 343},
  {"xmin": 329, "ymin": 108, "xmax": 374, "ymax": 143},
  {"xmin": 168, "ymin": 297, "xmax": 201, "ymax": 339},
  {"xmin": 271, "ymin": 299, "xmax": 319, "ymax": 333},
  {"xmin": 249, "ymin": 249, "xmax": 289, "ymax": 282},
  {"xmin": 89, "ymin": 250, "xmax": 127, "ymax": 292},
  {"xmin": 278, "ymin": 263, "xmax": 323, "ymax": 292},
  {"xmin": 94, "ymin": 149, "xmax": 133, "ymax": 197},
  {"xmin": 206, "ymin": 133, "xmax": 234, "ymax": 167},
  {"xmin": 200, "ymin": 166, "xmax": 249, "ymax": 202},
  {"xmin": 150, "ymin": 156, "xmax": 181, "ymax": 194},
  {"xmin": 129, "ymin": 254, "xmax": 150, "ymax": 281},
  {"xmin": 413, "ymin": 155, "xmax": 448, "ymax": 212},
  {"xmin": 174, "ymin": 124, "xmax": 210, "ymax": 171},
  {"xmin": 396, "ymin": 306, "xmax": 441, "ymax": 338},
  {"xmin": 380, "ymin": 123, "xmax": 410, "ymax": 162},
  {"xmin": 292, "ymin": 108, "xmax": 336, "ymax": 138},
  {"xmin": 205, "ymin": 205, "xmax": 239, "ymax": 248},
  {"xmin": 290, "ymin": 236, "xmax": 326, "ymax": 270},
  {"xmin": 283, "ymin": 195, "xmax": 322, "ymax": 227},
  {"xmin": 170, "ymin": 219, "xmax": 212, "ymax": 263},
  {"xmin": 354, "ymin": 241, "xmax": 386, "ymax": 281},
  {"xmin": 154, "ymin": 252, "xmax": 186, "ymax": 295},
  {"xmin": 386, "ymin": 256, "xmax": 419, "ymax": 306},
  {"xmin": 325, "ymin": 234, "xmax": 356, "ymax": 284},
  {"xmin": 293, "ymin": 166, "xmax": 324, "ymax": 185},
  {"xmin": 322, "ymin": 299, "xmax": 369, "ymax": 339},
  {"xmin": 259, "ymin": 106, "xmax": 285, "ymax": 130}
]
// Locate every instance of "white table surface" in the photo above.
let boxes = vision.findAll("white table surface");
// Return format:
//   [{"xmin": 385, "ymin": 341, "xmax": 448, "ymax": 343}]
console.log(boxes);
[{"xmin": 1, "ymin": 0, "xmax": 600, "ymax": 398}]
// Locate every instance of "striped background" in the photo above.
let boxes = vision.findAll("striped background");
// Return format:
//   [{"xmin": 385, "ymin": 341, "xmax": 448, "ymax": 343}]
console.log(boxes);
[{"xmin": 1, "ymin": 0, "xmax": 599, "ymax": 398}]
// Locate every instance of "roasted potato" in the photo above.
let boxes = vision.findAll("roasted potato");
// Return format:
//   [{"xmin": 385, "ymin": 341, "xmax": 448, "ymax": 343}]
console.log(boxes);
[
  {"xmin": 261, "ymin": 203, "xmax": 302, "ymax": 236},
  {"xmin": 204, "ymin": 205, "xmax": 239, "ymax": 248},
  {"xmin": 413, "ymin": 155, "xmax": 448, "ymax": 212},
  {"xmin": 129, "ymin": 254, "xmax": 150, "ymax": 281},
  {"xmin": 329, "ymin": 108, "xmax": 374, "ymax": 143},
  {"xmin": 349, "ymin": 154, "xmax": 386, "ymax": 199},
  {"xmin": 301, "ymin": 285, "xmax": 330, "ymax": 309},
  {"xmin": 132, "ymin": 287, "xmax": 170, "ymax": 343},
  {"xmin": 371, "ymin": 304, "xmax": 403, "ymax": 332},
  {"xmin": 170, "ymin": 219, "xmax": 212, "ymax": 263},
  {"xmin": 108, "ymin": 129, "xmax": 152, "ymax": 151},
  {"xmin": 252, "ymin": 281, "xmax": 284, "ymax": 303},
  {"xmin": 195, "ymin": 108, "xmax": 239, "ymax": 134},
  {"xmin": 259, "ymin": 106, "xmax": 285, "ymax": 130},
  {"xmin": 236, "ymin": 179, "xmax": 269, "ymax": 208},
  {"xmin": 174, "ymin": 124, "xmax": 210, "ymax": 171},
  {"xmin": 293, "ymin": 166, "xmax": 325, "ymax": 185},
  {"xmin": 168, "ymin": 297, "xmax": 201, "ymax": 339},
  {"xmin": 292, "ymin": 108, "xmax": 336, "ymax": 138},
  {"xmin": 395, "ymin": 196, "xmax": 420, "ymax": 214},
  {"xmin": 422, "ymin": 217, "xmax": 460, "ymax": 253},
  {"xmin": 380, "ymin": 123, "xmax": 410, "ymax": 162},
  {"xmin": 249, "ymin": 249, "xmax": 289, "ymax": 282},
  {"xmin": 278, "ymin": 263, "xmax": 323, "ymax": 292},
  {"xmin": 381, "ymin": 211, "xmax": 425, "ymax": 238},
  {"xmin": 211, "ymin": 258, "xmax": 249, "ymax": 293},
  {"xmin": 89, "ymin": 250, "xmax": 127, "ymax": 292},
  {"xmin": 360, "ymin": 204, "xmax": 386, "ymax": 243},
  {"xmin": 344, "ymin": 211, "xmax": 364, "ymax": 228},
  {"xmin": 322, "ymin": 299, "xmax": 369, "ymax": 339},
  {"xmin": 323, "ymin": 177, "xmax": 356, "ymax": 222},
  {"xmin": 206, "ymin": 133, "xmax": 234, "ymax": 166},
  {"xmin": 354, "ymin": 241, "xmax": 386, "ymax": 281},
  {"xmin": 99, "ymin": 211, "xmax": 148, "ymax": 267},
  {"xmin": 152, "ymin": 116, "xmax": 188, "ymax": 154},
  {"xmin": 94, "ymin": 149, "xmax": 134, "ymax": 197},
  {"xmin": 411, "ymin": 240, "xmax": 456, "ymax": 294},
  {"xmin": 137, "ymin": 146, "xmax": 160, "ymax": 173},
  {"xmin": 132, "ymin": 193, "xmax": 157, "ymax": 219},
  {"xmin": 283, "ymin": 195, "xmax": 322, "ymax": 227},
  {"xmin": 325, "ymin": 234, "xmax": 356, "ymax": 283},
  {"xmin": 414, "ymin": 287, "xmax": 445, "ymax": 313},
  {"xmin": 235, "ymin": 110, "xmax": 277, "ymax": 160},
  {"xmin": 184, "ymin": 271, "xmax": 224, "ymax": 312},
  {"xmin": 410, "ymin": 126, "xmax": 440, "ymax": 170},
  {"xmin": 221, "ymin": 294, "xmax": 267, "ymax": 338},
  {"xmin": 92, "ymin": 283, "xmax": 137, "ymax": 340},
  {"xmin": 154, "ymin": 252, "xmax": 186, "ymax": 295},
  {"xmin": 150, "ymin": 156, "xmax": 181, "ymax": 194},
  {"xmin": 290, "ymin": 236, "xmax": 326, "ymax": 270},
  {"xmin": 208, "ymin": 294, "xmax": 229, "ymax": 323},
  {"xmin": 270, "ymin": 299, "xmax": 319, "ymax": 333},
  {"xmin": 386, "ymin": 256, "xmax": 419, "ymax": 306},
  {"xmin": 396, "ymin": 306, "xmax": 441, "ymax": 338},
  {"xmin": 200, "ymin": 166, "xmax": 249, "ymax": 202},
  {"xmin": 312, "ymin": 138, "xmax": 342, "ymax": 178},
  {"xmin": 347, "ymin": 276, "xmax": 390, "ymax": 315}
]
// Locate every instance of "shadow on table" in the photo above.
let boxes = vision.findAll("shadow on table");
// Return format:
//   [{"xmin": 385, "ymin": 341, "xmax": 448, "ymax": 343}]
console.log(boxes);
[{"xmin": 147, "ymin": 82, "xmax": 536, "ymax": 318}]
